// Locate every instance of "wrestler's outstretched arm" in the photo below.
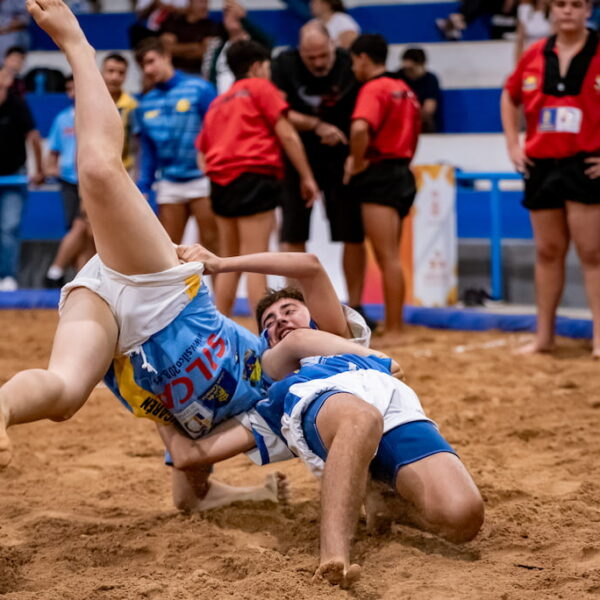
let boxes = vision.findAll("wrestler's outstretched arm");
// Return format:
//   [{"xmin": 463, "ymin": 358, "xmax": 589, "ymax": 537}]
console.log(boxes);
[
  {"xmin": 261, "ymin": 328, "xmax": 401, "ymax": 381},
  {"xmin": 177, "ymin": 246, "xmax": 350, "ymax": 339},
  {"xmin": 157, "ymin": 419, "xmax": 256, "ymax": 471},
  {"xmin": 27, "ymin": 0, "xmax": 178, "ymax": 276}
]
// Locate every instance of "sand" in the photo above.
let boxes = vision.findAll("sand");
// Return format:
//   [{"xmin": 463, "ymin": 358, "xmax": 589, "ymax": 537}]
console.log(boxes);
[{"xmin": 2, "ymin": 309, "xmax": 600, "ymax": 599}]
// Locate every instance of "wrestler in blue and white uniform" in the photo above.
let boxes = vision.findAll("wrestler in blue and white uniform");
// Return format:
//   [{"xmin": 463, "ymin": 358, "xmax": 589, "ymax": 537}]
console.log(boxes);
[
  {"xmin": 60, "ymin": 257, "xmax": 264, "ymax": 438},
  {"xmin": 241, "ymin": 354, "xmax": 456, "ymax": 487}
]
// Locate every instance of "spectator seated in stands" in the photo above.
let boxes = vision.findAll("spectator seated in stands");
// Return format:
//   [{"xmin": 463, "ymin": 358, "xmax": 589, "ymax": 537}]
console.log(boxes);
[
  {"xmin": 395, "ymin": 47, "xmax": 442, "ymax": 134},
  {"xmin": 129, "ymin": 0, "xmax": 188, "ymax": 49},
  {"xmin": 309, "ymin": 0, "xmax": 360, "ymax": 49},
  {"xmin": 0, "ymin": 45, "xmax": 25, "ymax": 98},
  {"xmin": 159, "ymin": 0, "xmax": 225, "ymax": 75},
  {"xmin": 515, "ymin": 0, "xmax": 552, "ymax": 60},
  {"xmin": 203, "ymin": 0, "xmax": 273, "ymax": 94},
  {"xmin": 436, "ymin": 0, "xmax": 518, "ymax": 41},
  {"xmin": 0, "ymin": 69, "xmax": 44, "ymax": 292},
  {"xmin": 0, "ymin": 0, "xmax": 30, "ymax": 62}
]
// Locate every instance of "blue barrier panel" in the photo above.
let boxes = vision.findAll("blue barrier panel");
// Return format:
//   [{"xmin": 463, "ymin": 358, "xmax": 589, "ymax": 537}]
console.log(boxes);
[
  {"xmin": 26, "ymin": 93, "xmax": 71, "ymax": 138},
  {"xmin": 20, "ymin": 189, "xmax": 67, "ymax": 241},
  {"xmin": 456, "ymin": 189, "xmax": 531, "ymax": 239},
  {"xmin": 29, "ymin": 3, "xmax": 493, "ymax": 50},
  {"xmin": 441, "ymin": 88, "xmax": 503, "ymax": 134}
]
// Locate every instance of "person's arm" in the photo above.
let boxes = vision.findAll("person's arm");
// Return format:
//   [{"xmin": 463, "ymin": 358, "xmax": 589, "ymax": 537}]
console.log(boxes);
[
  {"xmin": 26, "ymin": 129, "xmax": 45, "ymax": 185},
  {"xmin": 274, "ymin": 116, "xmax": 319, "ymax": 206},
  {"xmin": 337, "ymin": 29, "xmax": 358, "ymax": 49},
  {"xmin": 157, "ymin": 419, "xmax": 256, "ymax": 471},
  {"xmin": 261, "ymin": 328, "xmax": 398, "ymax": 381},
  {"xmin": 287, "ymin": 110, "xmax": 348, "ymax": 146},
  {"xmin": 176, "ymin": 248, "xmax": 352, "ymax": 338},
  {"xmin": 500, "ymin": 88, "xmax": 532, "ymax": 174},
  {"xmin": 45, "ymin": 150, "xmax": 60, "ymax": 178},
  {"xmin": 343, "ymin": 118, "xmax": 370, "ymax": 184}
]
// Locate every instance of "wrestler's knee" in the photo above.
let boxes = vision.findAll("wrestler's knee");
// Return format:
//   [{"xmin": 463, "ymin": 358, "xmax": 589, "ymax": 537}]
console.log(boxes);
[
  {"xmin": 171, "ymin": 466, "xmax": 211, "ymax": 511},
  {"xmin": 430, "ymin": 491, "xmax": 484, "ymax": 544}
]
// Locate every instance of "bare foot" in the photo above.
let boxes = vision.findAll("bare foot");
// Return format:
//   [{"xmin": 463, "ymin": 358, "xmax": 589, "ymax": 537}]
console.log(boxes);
[
  {"xmin": 313, "ymin": 560, "xmax": 361, "ymax": 589},
  {"xmin": 26, "ymin": 0, "xmax": 88, "ymax": 51},
  {"xmin": 0, "ymin": 403, "xmax": 12, "ymax": 469},
  {"xmin": 265, "ymin": 471, "xmax": 290, "ymax": 505},
  {"xmin": 514, "ymin": 340, "xmax": 554, "ymax": 355}
]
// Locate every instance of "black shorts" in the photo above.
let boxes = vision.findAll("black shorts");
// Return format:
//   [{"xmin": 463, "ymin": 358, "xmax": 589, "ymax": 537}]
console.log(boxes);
[
  {"xmin": 524, "ymin": 153, "xmax": 600, "ymax": 210},
  {"xmin": 210, "ymin": 172, "xmax": 281, "ymax": 218},
  {"xmin": 59, "ymin": 179, "xmax": 81, "ymax": 228},
  {"xmin": 348, "ymin": 159, "xmax": 416, "ymax": 219},
  {"xmin": 280, "ymin": 156, "xmax": 364, "ymax": 244}
]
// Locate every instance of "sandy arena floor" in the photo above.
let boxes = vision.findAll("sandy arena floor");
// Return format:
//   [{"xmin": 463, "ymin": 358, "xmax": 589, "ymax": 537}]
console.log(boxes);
[{"xmin": 2, "ymin": 309, "xmax": 600, "ymax": 599}]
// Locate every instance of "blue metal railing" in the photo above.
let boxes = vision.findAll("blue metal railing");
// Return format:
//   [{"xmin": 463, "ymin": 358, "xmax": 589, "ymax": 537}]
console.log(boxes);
[
  {"xmin": 456, "ymin": 172, "xmax": 523, "ymax": 301},
  {"xmin": 0, "ymin": 175, "xmax": 28, "ymax": 186}
]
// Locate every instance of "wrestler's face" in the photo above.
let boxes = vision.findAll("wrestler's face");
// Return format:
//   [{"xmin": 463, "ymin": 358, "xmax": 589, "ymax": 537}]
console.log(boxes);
[
  {"xmin": 551, "ymin": 0, "xmax": 591, "ymax": 32},
  {"xmin": 260, "ymin": 298, "xmax": 312, "ymax": 347}
]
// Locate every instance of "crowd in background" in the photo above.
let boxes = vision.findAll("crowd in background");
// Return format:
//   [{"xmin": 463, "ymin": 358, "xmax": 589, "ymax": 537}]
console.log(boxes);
[{"xmin": 1, "ymin": 0, "xmax": 600, "ymax": 351}]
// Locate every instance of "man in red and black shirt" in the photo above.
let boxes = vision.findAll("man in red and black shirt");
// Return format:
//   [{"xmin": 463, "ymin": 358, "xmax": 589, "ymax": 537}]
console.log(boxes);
[
  {"xmin": 196, "ymin": 40, "xmax": 318, "ymax": 317},
  {"xmin": 501, "ymin": 0, "xmax": 600, "ymax": 357},
  {"xmin": 345, "ymin": 33, "xmax": 421, "ymax": 343}
]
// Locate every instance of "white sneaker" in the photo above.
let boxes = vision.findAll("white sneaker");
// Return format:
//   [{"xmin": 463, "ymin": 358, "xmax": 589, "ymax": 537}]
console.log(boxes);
[{"xmin": 0, "ymin": 277, "xmax": 18, "ymax": 291}]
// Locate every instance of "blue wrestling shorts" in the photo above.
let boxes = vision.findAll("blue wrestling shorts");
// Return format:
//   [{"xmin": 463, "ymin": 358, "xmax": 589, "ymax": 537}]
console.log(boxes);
[{"xmin": 301, "ymin": 392, "xmax": 457, "ymax": 487}]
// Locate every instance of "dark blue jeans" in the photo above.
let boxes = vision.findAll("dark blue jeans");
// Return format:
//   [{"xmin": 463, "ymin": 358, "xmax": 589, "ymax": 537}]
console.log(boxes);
[{"xmin": 0, "ymin": 181, "xmax": 26, "ymax": 279}]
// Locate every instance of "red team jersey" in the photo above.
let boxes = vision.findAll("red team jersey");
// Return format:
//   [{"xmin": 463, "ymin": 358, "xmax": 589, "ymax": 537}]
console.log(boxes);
[
  {"xmin": 196, "ymin": 78, "xmax": 289, "ymax": 185},
  {"xmin": 351, "ymin": 75, "xmax": 421, "ymax": 162},
  {"xmin": 505, "ymin": 32, "xmax": 600, "ymax": 159}
]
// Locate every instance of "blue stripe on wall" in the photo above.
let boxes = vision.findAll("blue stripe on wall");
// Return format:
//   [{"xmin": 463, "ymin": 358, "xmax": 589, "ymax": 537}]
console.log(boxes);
[{"xmin": 29, "ymin": 2, "xmax": 494, "ymax": 50}]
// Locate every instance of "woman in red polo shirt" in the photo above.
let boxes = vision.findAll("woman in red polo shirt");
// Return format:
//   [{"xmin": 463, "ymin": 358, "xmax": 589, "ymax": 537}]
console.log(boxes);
[{"xmin": 501, "ymin": 0, "xmax": 600, "ymax": 357}]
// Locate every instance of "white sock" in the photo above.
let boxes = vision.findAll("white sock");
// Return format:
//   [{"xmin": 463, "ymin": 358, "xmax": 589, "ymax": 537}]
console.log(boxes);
[{"xmin": 46, "ymin": 266, "xmax": 64, "ymax": 280}]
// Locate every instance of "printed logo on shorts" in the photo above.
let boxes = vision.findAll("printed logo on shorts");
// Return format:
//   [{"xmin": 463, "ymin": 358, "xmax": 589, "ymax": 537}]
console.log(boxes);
[
  {"xmin": 522, "ymin": 75, "xmax": 538, "ymax": 92},
  {"xmin": 176, "ymin": 98, "xmax": 191, "ymax": 112},
  {"xmin": 174, "ymin": 401, "xmax": 214, "ymax": 437},
  {"xmin": 144, "ymin": 109, "xmax": 160, "ymax": 120},
  {"xmin": 538, "ymin": 107, "xmax": 582, "ymax": 134}
]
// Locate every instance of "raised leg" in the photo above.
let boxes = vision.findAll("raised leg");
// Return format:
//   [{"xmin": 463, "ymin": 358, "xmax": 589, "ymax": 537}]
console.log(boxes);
[
  {"xmin": 26, "ymin": 0, "xmax": 179, "ymax": 276},
  {"xmin": 0, "ymin": 287, "xmax": 118, "ymax": 468},
  {"xmin": 566, "ymin": 201, "xmax": 600, "ymax": 357},
  {"xmin": 312, "ymin": 393, "xmax": 383, "ymax": 588}
]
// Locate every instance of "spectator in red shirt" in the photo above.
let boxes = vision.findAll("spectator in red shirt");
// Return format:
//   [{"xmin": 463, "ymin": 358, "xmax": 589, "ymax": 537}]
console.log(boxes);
[
  {"xmin": 501, "ymin": 0, "xmax": 600, "ymax": 357},
  {"xmin": 345, "ymin": 34, "xmax": 421, "ymax": 345},
  {"xmin": 197, "ymin": 40, "xmax": 319, "ymax": 316}
]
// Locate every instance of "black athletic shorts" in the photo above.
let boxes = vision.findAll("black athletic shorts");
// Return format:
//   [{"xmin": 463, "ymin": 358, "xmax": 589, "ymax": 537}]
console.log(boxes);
[
  {"xmin": 59, "ymin": 179, "xmax": 82, "ymax": 228},
  {"xmin": 280, "ymin": 156, "xmax": 364, "ymax": 244},
  {"xmin": 348, "ymin": 159, "xmax": 416, "ymax": 219},
  {"xmin": 524, "ymin": 153, "xmax": 600, "ymax": 210},
  {"xmin": 210, "ymin": 172, "xmax": 281, "ymax": 218}
]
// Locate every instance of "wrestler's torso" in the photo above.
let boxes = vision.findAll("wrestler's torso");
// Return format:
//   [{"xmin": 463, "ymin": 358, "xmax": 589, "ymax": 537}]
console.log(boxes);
[{"xmin": 104, "ymin": 282, "xmax": 264, "ymax": 438}]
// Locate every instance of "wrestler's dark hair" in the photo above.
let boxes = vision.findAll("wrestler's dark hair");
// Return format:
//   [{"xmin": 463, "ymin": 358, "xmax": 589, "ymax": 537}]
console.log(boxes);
[
  {"xmin": 350, "ymin": 34, "xmax": 388, "ymax": 65},
  {"xmin": 226, "ymin": 40, "xmax": 271, "ymax": 80},
  {"xmin": 134, "ymin": 37, "xmax": 168, "ymax": 65},
  {"xmin": 255, "ymin": 287, "xmax": 306, "ymax": 329}
]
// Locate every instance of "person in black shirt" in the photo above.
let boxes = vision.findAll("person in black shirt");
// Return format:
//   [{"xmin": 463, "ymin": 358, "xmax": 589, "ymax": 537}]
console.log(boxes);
[
  {"xmin": 0, "ymin": 70, "xmax": 44, "ymax": 290},
  {"xmin": 396, "ymin": 47, "xmax": 442, "ymax": 133},
  {"xmin": 271, "ymin": 23, "xmax": 373, "ymax": 328},
  {"xmin": 159, "ymin": 0, "xmax": 225, "ymax": 75}
]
